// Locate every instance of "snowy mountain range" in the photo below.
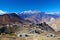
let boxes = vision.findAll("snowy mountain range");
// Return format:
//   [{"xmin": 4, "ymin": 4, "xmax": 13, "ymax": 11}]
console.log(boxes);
[
  {"xmin": 0, "ymin": 10, "xmax": 60, "ymax": 24},
  {"xmin": 18, "ymin": 10, "xmax": 60, "ymax": 24}
]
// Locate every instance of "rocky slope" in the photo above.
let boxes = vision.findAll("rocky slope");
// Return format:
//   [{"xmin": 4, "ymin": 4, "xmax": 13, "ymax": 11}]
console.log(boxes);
[{"xmin": 36, "ymin": 22, "xmax": 55, "ymax": 32}]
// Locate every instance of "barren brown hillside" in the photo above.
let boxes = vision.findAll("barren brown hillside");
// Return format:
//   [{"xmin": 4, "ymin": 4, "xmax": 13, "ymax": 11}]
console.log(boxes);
[{"xmin": 49, "ymin": 18, "xmax": 60, "ymax": 31}]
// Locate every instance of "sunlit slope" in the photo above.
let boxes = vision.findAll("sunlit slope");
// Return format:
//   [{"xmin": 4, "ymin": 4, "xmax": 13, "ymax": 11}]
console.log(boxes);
[{"xmin": 49, "ymin": 18, "xmax": 60, "ymax": 31}]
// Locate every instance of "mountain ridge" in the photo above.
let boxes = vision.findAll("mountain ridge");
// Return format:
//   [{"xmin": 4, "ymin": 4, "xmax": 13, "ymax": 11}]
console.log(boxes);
[{"xmin": 19, "ymin": 11, "xmax": 60, "ymax": 24}]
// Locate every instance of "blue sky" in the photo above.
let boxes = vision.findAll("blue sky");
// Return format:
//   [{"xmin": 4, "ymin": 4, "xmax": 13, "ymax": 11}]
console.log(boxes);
[{"xmin": 0, "ymin": 0, "xmax": 60, "ymax": 12}]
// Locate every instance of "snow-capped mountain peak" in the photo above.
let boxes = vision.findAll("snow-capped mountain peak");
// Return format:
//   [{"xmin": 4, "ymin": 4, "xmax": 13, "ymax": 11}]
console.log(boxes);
[
  {"xmin": 21, "ymin": 10, "xmax": 40, "ymax": 14},
  {"xmin": 0, "ymin": 10, "xmax": 6, "ymax": 15}
]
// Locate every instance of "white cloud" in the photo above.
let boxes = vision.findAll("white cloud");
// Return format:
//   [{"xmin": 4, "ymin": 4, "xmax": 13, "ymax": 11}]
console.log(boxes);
[{"xmin": 0, "ymin": 10, "xmax": 6, "ymax": 15}]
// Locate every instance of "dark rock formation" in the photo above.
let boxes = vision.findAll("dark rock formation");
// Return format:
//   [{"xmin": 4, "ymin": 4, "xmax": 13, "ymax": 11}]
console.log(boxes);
[{"xmin": 36, "ymin": 22, "xmax": 55, "ymax": 32}]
